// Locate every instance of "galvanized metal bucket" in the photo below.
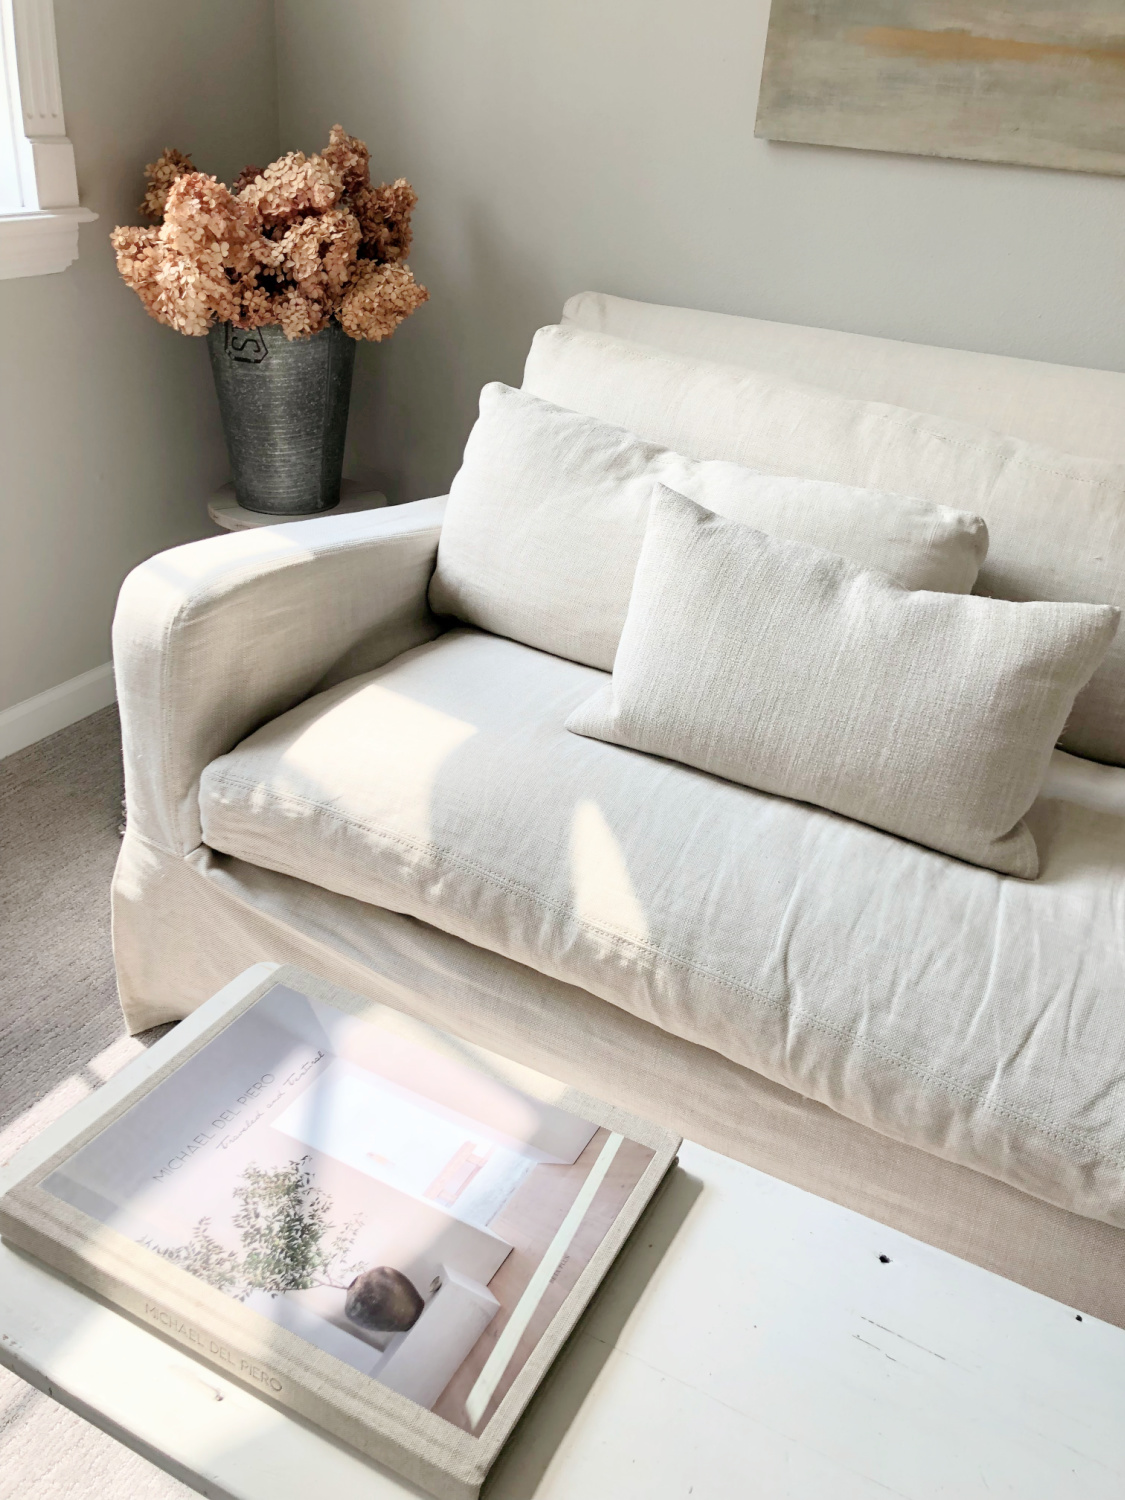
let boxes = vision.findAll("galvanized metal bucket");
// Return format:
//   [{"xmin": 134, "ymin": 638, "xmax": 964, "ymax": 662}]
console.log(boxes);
[{"xmin": 207, "ymin": 321, "xmax": 356, "ymax": 515}]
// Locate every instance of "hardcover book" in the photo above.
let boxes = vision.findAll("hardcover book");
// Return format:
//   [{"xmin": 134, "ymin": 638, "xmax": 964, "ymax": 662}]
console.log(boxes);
[{"xmin": 0, "ymin": 965, "xmax": 679, "ymax": 1499}]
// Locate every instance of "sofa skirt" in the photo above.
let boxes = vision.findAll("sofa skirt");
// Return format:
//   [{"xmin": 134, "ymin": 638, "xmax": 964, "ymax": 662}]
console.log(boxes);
[{"xmin": 112, "ymin": 828, "xmax": 1125, "ymax": 1328}]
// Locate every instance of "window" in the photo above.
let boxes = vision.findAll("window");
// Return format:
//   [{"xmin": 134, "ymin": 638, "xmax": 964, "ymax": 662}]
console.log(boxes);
[{"xmin": 0, "ymin": 0, "xmax": 95, "ymax": 279}]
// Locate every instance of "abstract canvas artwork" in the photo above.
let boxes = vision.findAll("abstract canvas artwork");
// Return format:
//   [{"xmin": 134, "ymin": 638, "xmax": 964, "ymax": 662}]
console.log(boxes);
[{"xmin": 756, "ymin": 3, "xmax": 1125, "ymax": 176}]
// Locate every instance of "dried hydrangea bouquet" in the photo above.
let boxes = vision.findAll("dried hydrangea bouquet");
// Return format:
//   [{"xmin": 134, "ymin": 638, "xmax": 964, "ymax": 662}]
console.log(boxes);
[{"xmin": 112, "ymin": 126, "xmax": 428, "ymax": 515}]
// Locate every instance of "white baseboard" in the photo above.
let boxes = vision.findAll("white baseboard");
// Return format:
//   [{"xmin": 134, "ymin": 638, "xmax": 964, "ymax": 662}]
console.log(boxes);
[{"xmin": 0, "ymin": 663, "xmax": 116, "ymax": 760}]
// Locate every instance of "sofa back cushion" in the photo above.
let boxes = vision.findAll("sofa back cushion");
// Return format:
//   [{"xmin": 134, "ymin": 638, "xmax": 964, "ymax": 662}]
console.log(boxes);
[
  {"xmin": 523, "ymin": 324, "xmax": 1125, "ymax": 766},
  {"xmin": 566, "ymin": 486, "xmax": 1119, "ymax": 879},
  {"xmin": 429, "ymin": 383, "xmax": 987, "ymax": 672},
  {"xmin": 562, "ymin": 291, "xmax": 1125, "ymax": 463}
]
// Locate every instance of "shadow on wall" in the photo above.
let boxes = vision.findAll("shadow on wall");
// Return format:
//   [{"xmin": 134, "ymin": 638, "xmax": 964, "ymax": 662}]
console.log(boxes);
[{"xmin": 346, "ymin": 203, "xmax": 563, "ymax": 506}]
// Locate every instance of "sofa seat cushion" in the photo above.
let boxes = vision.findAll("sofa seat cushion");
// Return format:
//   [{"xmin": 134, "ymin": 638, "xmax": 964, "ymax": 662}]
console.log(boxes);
[{"xmin": 199, "ymin": 628, "xmax": 1125, "ymax": 1227}]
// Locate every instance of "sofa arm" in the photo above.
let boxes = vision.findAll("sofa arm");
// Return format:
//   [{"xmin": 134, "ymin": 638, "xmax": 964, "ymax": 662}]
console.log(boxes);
[{"xmin": 113, "ymin": 497, "xmax": 447, "ymax": 856}]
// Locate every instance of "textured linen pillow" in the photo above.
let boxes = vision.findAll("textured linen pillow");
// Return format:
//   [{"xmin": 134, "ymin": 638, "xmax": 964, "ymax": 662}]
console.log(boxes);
[
  {"xmin": 429, "ymin": 383, "xmax": 987, "ymax": 671},
  {"xmin": 566, "ymin": 487, "xmax": 1119, "ymax": 878},
  {"xmin": 525, "ymin": 324, "xmax": 1125, "ymax": 765}
]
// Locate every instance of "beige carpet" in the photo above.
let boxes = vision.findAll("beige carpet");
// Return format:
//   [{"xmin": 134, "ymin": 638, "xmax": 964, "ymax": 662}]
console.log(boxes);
[{"xmin": 0, "ymin": 706, "xmax": 193, "ymax": 1499}]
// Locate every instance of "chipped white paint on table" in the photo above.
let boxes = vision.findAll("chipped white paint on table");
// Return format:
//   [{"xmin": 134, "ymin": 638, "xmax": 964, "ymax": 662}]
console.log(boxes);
[{"xmin": 2, "ymin": 965, "xmax": 1124, "ymax": 1499}]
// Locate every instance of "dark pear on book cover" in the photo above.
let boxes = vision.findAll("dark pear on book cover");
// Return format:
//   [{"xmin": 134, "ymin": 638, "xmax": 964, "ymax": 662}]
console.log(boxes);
[{"xmin": 345, "ymin": 1267, "xmax": 425, "ymax": 1332}]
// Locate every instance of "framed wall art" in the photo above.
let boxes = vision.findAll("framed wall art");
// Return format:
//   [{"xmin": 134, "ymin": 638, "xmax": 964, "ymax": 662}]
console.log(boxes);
[{"xmin": 757, "ymin": 3, "xmax": 1125, "ymax": 176}]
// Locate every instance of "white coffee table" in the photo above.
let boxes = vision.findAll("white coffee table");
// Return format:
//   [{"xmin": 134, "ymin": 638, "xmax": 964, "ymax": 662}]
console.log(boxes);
[{"xmin": 3, "ymin": 964, "xmax": 1124, "ymax": 1499}]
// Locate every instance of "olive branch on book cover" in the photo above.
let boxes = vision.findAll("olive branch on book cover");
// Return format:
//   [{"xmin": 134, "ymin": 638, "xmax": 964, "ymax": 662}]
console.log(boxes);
[{"xmin": 148, "ymin": 1155, "xmax": 426, "ymax": 1334}]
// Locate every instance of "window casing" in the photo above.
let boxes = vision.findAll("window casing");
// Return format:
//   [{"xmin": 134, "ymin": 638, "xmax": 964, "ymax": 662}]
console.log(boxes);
[{"xmin": 0, "ymin": 0, "xmax": 95, "ymax": 279}]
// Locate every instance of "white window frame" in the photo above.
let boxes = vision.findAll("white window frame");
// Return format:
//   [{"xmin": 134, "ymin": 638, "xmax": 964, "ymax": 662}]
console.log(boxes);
[{"xmin": 0, "ymin": 0, "xmax": 95, "ymax": 279}]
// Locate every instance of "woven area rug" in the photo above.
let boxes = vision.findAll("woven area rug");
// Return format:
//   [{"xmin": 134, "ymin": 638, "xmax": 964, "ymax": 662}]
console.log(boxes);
[{"xmin": 0, "ymin": 706, "xmax": 192, "ymax": 1499}]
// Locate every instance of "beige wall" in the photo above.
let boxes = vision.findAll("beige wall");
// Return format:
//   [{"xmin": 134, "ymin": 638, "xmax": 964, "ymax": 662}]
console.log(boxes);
[
  {"xmin": 0, "ymin": 0, "xmax": 278, "ymax": 713},
  {"xmin": 274, "ymin": 0, "xmax": 1125, "ymax": 509}
]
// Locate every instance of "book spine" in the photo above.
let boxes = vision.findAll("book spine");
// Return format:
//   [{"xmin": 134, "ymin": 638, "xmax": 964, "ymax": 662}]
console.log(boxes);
[{"xmin": 0, "ymin": 1202, "xmax": 481, "ymax": 1500}]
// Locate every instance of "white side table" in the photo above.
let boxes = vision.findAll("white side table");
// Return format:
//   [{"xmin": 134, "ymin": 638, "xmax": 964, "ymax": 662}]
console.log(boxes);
[{"xmin": 209, "ymin": 480, "xmax": 387, "ymax": 532}]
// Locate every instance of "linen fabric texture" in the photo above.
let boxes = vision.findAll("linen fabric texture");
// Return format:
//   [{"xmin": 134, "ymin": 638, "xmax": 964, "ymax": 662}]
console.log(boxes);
[
  {"xmin": 428, "ymin": 383, "xmax": 987, "ymax": 671},
  {"xmin": 197, "ymin": 628, "xmax": 1125, "ymax": 1228},
  {"xmin": 112, "ymin": 497, "xmax": 447, "ymax": 856},
  {"xmin": 566, "ymin": 487, "xmax": 1118, "ymax": 878},
  {"xmin": 109, "ymin": 292, "xmax": 1125, "ymax": 1339},
  {"xmin": 523, "ymin": 324, "xmax": 1125, "ymax": 765},
  {"xmin": 562, "ymin": 290, "xmax": 1125, "ymax": 464},
  {"xmin": 111, "ymin": 833, "xmax": 1125, "ymax": 1332}
]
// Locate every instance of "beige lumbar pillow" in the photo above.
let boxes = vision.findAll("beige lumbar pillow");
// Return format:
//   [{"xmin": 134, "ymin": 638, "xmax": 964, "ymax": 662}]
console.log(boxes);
[
  {"xmin": 429, "ymin": 383, "xmax": 988, "ymax": 672},
  {"xmin": 566, "ymin": 486, "xmax": 1119, "ymax": 878},
  {"xmin": 525, "ymin": 323, "xmax": 1125, "ymax": 766}
]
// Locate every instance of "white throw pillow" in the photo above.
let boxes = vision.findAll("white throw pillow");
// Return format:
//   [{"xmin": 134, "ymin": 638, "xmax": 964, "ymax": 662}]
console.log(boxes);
[
  {"xmin": 429, "ymin": 383, "xmax": 987, "ymax": 671},
  {"xmin": 566, "ymin": 486, "xmax": 1119, "ymax": 878},
  {"xmin": 524, "ymin": 324, "xmax": 1125, "ymax": 766}
]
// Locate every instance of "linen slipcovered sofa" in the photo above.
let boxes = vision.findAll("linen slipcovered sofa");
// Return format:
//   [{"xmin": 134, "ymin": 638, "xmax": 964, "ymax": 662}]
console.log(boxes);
[{"xmin": 113, "ymin": 294, "xmax": 1125, "ymax": 1325}]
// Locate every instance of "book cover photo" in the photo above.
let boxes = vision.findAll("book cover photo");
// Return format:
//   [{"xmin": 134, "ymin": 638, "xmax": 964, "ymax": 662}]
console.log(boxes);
[{"xmin": 41, "ymin": 984, "xmax": 657, "ymax": 1432}]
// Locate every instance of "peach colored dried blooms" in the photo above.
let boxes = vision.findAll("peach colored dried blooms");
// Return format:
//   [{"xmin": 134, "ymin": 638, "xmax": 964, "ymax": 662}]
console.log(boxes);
[
  {"xmin": 352, "ymin": 178, "xmax": 416, "ymax": 263},
  {"xmin": 279, "ymin": 208, "xmax": 362, "ymax": 299},
  {"xmin": 238, "ymin": 151, "xmax": 344, "ymax": 228},
  {"xmin": 338, "ymin": 261, "xmax": 429, "ymax": 342},
  {"xmin": 322, "ymin": 124, "xmax": 370, "ymax": 195},
  {"xmin": 269, "ymin": 286, "xmax": 330, "ymax": 341},
  {"xmin": 113, "ymin": 173, "xmax": 265, "ymax": 337},
  {"xmin": 112, "ymin": 125, "xmax": 426, "ymax": 342},
  {"xmin": 139, "ymin": 147, "xmax": 196, "ymax": 219},
  {"xmin": 231, "ymin": 163, "xmax": 265, "ymax": 196}
]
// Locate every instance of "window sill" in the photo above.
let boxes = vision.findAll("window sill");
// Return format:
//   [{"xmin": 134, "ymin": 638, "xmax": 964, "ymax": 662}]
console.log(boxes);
[{"xmin": 0, "ymin": 206, "xmax": 98, "ymax": 280}]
